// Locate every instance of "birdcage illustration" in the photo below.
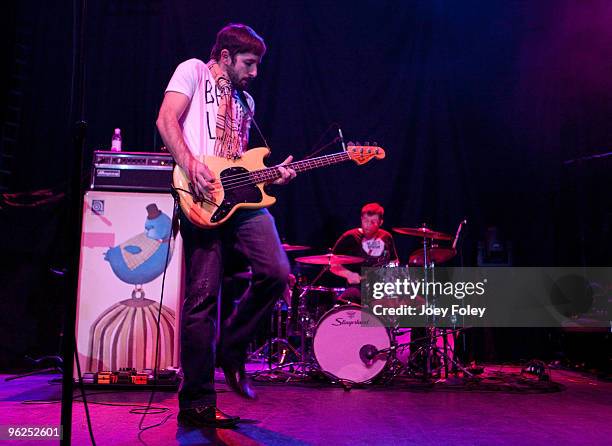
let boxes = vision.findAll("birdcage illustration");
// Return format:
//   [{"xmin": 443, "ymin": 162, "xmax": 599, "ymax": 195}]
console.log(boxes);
[{"xmin": 86, "ymin": 287, "xmax": 176, "ymax": 372}]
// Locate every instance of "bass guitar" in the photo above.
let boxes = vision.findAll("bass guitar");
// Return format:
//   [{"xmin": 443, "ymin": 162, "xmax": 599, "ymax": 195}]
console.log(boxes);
[{"xmin": 172, "ymin": 144, "xmax": 385, "ymax": 228}]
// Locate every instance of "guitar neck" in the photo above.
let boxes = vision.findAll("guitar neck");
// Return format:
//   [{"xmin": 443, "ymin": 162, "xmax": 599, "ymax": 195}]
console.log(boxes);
[{"xmin": 250, "ymin": 151, "xmax": 351, "ymax": 183}]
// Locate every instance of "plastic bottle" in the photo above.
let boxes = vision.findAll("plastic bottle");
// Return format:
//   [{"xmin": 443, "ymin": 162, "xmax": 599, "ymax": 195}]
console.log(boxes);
[{"xmin": 111, "ymin": 128, "xmax": 122, "ymax": 152}]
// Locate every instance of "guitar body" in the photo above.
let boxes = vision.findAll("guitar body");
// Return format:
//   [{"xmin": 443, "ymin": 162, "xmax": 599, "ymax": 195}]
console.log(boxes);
[{"xmin": 173, "ymin": 146, "xmax": 276, "ymax": 229}]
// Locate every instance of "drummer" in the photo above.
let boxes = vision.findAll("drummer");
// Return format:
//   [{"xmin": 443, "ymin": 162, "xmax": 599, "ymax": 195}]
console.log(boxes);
[{"xmin": 330, "ymin": 202, "xmax": 399, "ymax": 304}]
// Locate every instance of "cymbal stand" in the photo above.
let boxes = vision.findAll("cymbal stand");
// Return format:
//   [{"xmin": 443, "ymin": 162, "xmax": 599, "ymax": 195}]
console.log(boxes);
[
  {"xmin": 250, "ymin": 258, "xmax": 331, "ymax": 379},
  {"xmin": 385, "ymin": 326, "xmax": 472, "ymax": 380},
  {"xmin": 418, "ymin": 231, "xmax": 472, "ymax": 380},
  {"xmin": 248, "ymin": 296, "xmax": 301, "ymax": 367}
]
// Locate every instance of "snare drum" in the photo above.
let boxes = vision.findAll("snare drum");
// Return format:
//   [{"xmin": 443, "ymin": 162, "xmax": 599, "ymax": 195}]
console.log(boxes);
[{"xmin": 313, "ymin": 305, "xmax": 392, "ymax": 383}]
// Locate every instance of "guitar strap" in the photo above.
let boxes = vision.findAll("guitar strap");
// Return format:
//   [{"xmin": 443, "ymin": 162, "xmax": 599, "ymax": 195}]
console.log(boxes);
[{"xmin": 236, "ymin": 90, "xmax": 271, "ymax": 150}]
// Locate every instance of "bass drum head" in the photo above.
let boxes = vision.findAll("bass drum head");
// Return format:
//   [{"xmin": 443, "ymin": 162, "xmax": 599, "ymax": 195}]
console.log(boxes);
[{"xmin": 313, "ymin": 305, "xmax": 391, "ymax": 383}]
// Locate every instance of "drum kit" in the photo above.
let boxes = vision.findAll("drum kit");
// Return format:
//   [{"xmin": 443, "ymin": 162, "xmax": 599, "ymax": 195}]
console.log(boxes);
[{"xmin": 249, "ymin": 220, "xmax": 470, "ymax": 387}]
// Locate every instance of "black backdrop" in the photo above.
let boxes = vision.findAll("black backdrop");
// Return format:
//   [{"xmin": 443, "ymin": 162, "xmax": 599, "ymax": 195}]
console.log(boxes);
[{"xmin": 1, "ymin": 0, "xmax": 611, "ymax": 368}]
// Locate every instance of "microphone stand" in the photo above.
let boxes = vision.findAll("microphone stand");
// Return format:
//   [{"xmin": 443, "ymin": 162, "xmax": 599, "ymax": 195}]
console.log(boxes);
[{"xmin": 60, "ymin": 0, "xmax": 88, "ymax": 443}]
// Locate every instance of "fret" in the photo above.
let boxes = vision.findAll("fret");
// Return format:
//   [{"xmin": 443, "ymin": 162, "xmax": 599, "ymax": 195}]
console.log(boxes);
[{"xmin": 248, "ymin": 152, "xmax": 351, "ymax": 184}]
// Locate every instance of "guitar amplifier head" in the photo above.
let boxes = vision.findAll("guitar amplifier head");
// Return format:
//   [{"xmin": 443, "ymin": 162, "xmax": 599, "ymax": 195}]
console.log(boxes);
[{"xmin": 90, "ymin": 151, "xmax": 175, "ymax": 192}]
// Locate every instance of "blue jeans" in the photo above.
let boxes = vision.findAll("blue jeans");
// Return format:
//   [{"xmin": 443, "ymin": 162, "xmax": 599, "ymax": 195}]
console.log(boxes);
[{"xmin": 178, "ymin": 208, "xmax": 289, "ymax": 409}]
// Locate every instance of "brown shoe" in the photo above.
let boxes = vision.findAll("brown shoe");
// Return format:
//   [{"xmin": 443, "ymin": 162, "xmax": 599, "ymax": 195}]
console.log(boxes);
[{"xmin": 178, "ymin": 406, "xmax": 239, "ymax": 428}]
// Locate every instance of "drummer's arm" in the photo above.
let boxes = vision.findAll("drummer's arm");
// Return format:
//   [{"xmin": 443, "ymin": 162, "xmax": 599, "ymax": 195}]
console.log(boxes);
[
  {"xmin": 330, "ymin": 264, "xmax": 361, "ymax": 284},
  {"xmin": 331, "ymin": 234, "xmax": 362, "ymax": 285}
]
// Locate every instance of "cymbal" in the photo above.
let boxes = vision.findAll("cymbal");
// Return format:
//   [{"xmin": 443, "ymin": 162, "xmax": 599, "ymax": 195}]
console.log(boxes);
[
  {"xmin": 295, "ymin": 254, "xmax": 364, "ymax": 265},
  {"xmin": 408, "ymin": 247, "xmax": 456, "ymax": 266},
  {"xmin": 281, "ymin": 243, "xmax": 311, "ymax": 252},
  {"xmin": 392, "ymin": 226, "xmax": 452, "ymax": 241}
]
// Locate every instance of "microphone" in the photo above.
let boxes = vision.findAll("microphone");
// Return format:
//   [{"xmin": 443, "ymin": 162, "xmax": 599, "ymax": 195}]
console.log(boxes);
[
  {"xmin": 452, "ymin": 219, "xmax": 467, "ymax": 250},
  {"xmin": 359, "ymin": 344, "xmax": 378, "ymax": 365},
  {"xmin": 338, "ymin": 127, "xmax": 347, "ymax": 152}
]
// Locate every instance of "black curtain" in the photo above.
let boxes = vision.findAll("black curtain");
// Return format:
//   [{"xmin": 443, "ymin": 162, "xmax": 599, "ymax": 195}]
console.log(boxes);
[{"xmin": 2, "ymin": 0, "xmax": 611, "ymax": 367}]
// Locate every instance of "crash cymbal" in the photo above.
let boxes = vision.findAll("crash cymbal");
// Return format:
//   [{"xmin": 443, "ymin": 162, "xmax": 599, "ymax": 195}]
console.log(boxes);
[
  {"xmin": 408, "ymin": 247, "xmax": 456, "ymax": 266},
  {"xmin": 294, "ymin": 254, "xmax": 364, "ymax": 265},
  {"xmin": 281, "ymin": 243, "xmax": 311, "ymax": 252},
  {"xmin": 392, "ymin": 226, "xmax": 452, "ymax": 241}
]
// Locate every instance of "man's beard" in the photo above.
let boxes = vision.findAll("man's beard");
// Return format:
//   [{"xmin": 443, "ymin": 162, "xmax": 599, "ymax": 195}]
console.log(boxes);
[{"xmin": 227, "ymin": 67, "xmax": 250, "ymax": 91}]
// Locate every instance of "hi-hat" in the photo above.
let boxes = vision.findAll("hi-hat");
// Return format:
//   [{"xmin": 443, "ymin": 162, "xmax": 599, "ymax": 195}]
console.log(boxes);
[
  {"xmin": 393, "ymin": 226, "xmax": 452, "ymax": 241},
  {"xmin": 281, "ymin": 243, "xmax": 311, "ymax": 252},
  {"xmin": 295, "ymin": 254, "xmax": 364, "ymax": 265},
  {"xmin": 408, "ymin": 247, "xmax": 456, "ymax": 266}
]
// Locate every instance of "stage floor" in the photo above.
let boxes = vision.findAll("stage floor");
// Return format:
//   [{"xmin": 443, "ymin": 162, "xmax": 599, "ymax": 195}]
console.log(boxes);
[{"xmin": 0, "ymin": 365, "xmax": 610, "ymax": 445}]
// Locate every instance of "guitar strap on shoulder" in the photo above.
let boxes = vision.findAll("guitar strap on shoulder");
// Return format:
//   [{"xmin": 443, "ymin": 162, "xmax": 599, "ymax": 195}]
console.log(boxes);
[{"xmin": 236, "ymin": 90, "xmax": 271, "ymax": 150}]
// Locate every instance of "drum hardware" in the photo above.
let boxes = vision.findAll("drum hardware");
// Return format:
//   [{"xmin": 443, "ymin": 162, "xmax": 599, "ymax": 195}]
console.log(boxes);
[
  {"xmin": 248, "ymin": 251, "xmax": 362, "ymax": 378},
  {"xmin": 290, "ymin": 253, "xmax": 364, "ymax": 375},
  {"xmin": 383, "ymin": 326, "xmax": 471, "ymax": 381},
  {"xmin": 248, "ymin": 297, "xmax": 301, "ymax": 368},
  {"xmin": 392, "ymin": 221, "xmax": 472, "ymax": 380},
  {"xmin": 247, "ymin": 220, "xmax": 476, "ymax": 387},
  {"xmin": 251, "ymin": 253, "xmax": 363, "ymax": 377}
]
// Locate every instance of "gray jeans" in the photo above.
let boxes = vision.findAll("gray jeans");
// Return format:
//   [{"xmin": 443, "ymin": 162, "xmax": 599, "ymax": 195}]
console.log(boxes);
[{"xmin": 178, "ymin": 208, "xmax": 289, "ymax": 409}]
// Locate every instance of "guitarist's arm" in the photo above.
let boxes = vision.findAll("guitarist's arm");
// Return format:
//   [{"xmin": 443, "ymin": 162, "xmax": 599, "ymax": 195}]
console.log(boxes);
[{"xmin": 156, "ymin": 91, "xmax": 217, "ymax": 197}]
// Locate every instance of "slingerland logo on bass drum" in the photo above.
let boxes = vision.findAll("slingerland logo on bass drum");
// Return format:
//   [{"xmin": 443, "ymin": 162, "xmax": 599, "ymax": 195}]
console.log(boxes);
[{"xmin": 331, "ymin": 310, "xmax": 373, "ymax": 327}]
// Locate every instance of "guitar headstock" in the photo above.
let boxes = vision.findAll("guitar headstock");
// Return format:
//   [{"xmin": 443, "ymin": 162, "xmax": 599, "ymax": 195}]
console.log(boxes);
[{"xmin": 346, "ymin": 144, "xmax": 386, "ymax": 165}]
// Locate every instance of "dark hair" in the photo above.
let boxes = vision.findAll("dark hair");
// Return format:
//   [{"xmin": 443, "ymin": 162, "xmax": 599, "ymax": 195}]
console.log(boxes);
[
  {"xmin": 361, "ymin": 202, "xmax": 384, "ymax": 219},
  {"xmin": 210, "ymin": 23, "xmax": 266, "ymax": 61}
]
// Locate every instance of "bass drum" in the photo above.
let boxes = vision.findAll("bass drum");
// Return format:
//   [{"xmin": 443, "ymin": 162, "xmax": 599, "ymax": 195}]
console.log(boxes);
[{"xmin": 313, "ymin": 305, "xmax": 391, "ymax": 383}]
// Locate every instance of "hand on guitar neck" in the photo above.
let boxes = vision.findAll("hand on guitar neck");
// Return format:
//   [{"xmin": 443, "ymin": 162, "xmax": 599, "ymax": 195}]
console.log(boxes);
[{"xmin": 271, "ymin": 155, "xmax": 296, "ymax": 185}]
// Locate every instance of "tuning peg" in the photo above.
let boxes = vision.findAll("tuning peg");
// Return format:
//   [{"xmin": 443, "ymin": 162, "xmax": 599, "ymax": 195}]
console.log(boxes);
[
  {"xmin": 355, "ymin": 141, "xmax": 361, "ymax": 146},
  {"xmin": 364, "ymin": 141, "xmax": 371, "ymax": 146},
  {"xmin": 347, "ymin": 141, "xmax": 354, "ymax": 147},
  {"xmin": 373, "ymin": 141, "xmax": 378, "ymax": 146}
]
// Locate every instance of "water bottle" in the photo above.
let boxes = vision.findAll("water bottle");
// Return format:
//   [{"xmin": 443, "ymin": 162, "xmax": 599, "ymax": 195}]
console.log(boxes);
[{"xmin": 111, "ymin": 128, "xmax": 122, "ymax": 152}]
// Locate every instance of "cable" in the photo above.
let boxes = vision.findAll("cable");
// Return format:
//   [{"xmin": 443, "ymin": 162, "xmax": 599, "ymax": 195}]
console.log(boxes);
[
  {"xmin": 74, "ymin": 340, "xmax": 96, "ymax": 446},
  {"xmin": 137, "ymin": 195, "xmax": 179, "ymax": 433},
  {"xmin": 303, "ymin": 122, "xmax": 341, "ymax": 159}
]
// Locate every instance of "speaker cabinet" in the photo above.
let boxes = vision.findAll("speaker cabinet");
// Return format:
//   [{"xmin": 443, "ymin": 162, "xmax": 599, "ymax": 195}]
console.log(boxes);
[{"xmin": 75, "ymin": 191, "xmax": 183, "ymax": 377}]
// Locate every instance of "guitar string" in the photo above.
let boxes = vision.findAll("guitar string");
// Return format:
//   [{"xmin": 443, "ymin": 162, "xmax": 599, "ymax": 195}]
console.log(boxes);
[
  {"xmin": 175, "ymin": 149, "xmax": 380, "ymax": 198},
  {"xmin": 177, "ymin": 154, "xmax": 350, "ymax": 199},
  {"xmin": 222, "ymin": 155, "xmax": 349, "ymax": 189},
  {"xmin": 198, "ymin": 153, "xmax": 353, "ymax": 191},
  {"xmin": 213, "ymin": 152, "xmax": 351, "ymax": 185},
  {"xmin": 175, "ymin": 153, "xmax": 352, "ymax": 200},
  {"xmin": 220, "ymin": 158, "xmax": 348, "ymax": 191}
]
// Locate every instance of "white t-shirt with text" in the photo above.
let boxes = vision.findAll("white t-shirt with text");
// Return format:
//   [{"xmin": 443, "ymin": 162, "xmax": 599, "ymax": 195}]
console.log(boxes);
[{"xmin": 164, "ymin": 58, "xmax": 254, "ymax": 157}]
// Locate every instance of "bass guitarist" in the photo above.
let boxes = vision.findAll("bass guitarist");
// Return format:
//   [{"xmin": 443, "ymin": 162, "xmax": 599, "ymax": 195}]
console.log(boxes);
[{"xmin": 156, "ymin": 23, "xmax": 296, "ymax": 428}]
